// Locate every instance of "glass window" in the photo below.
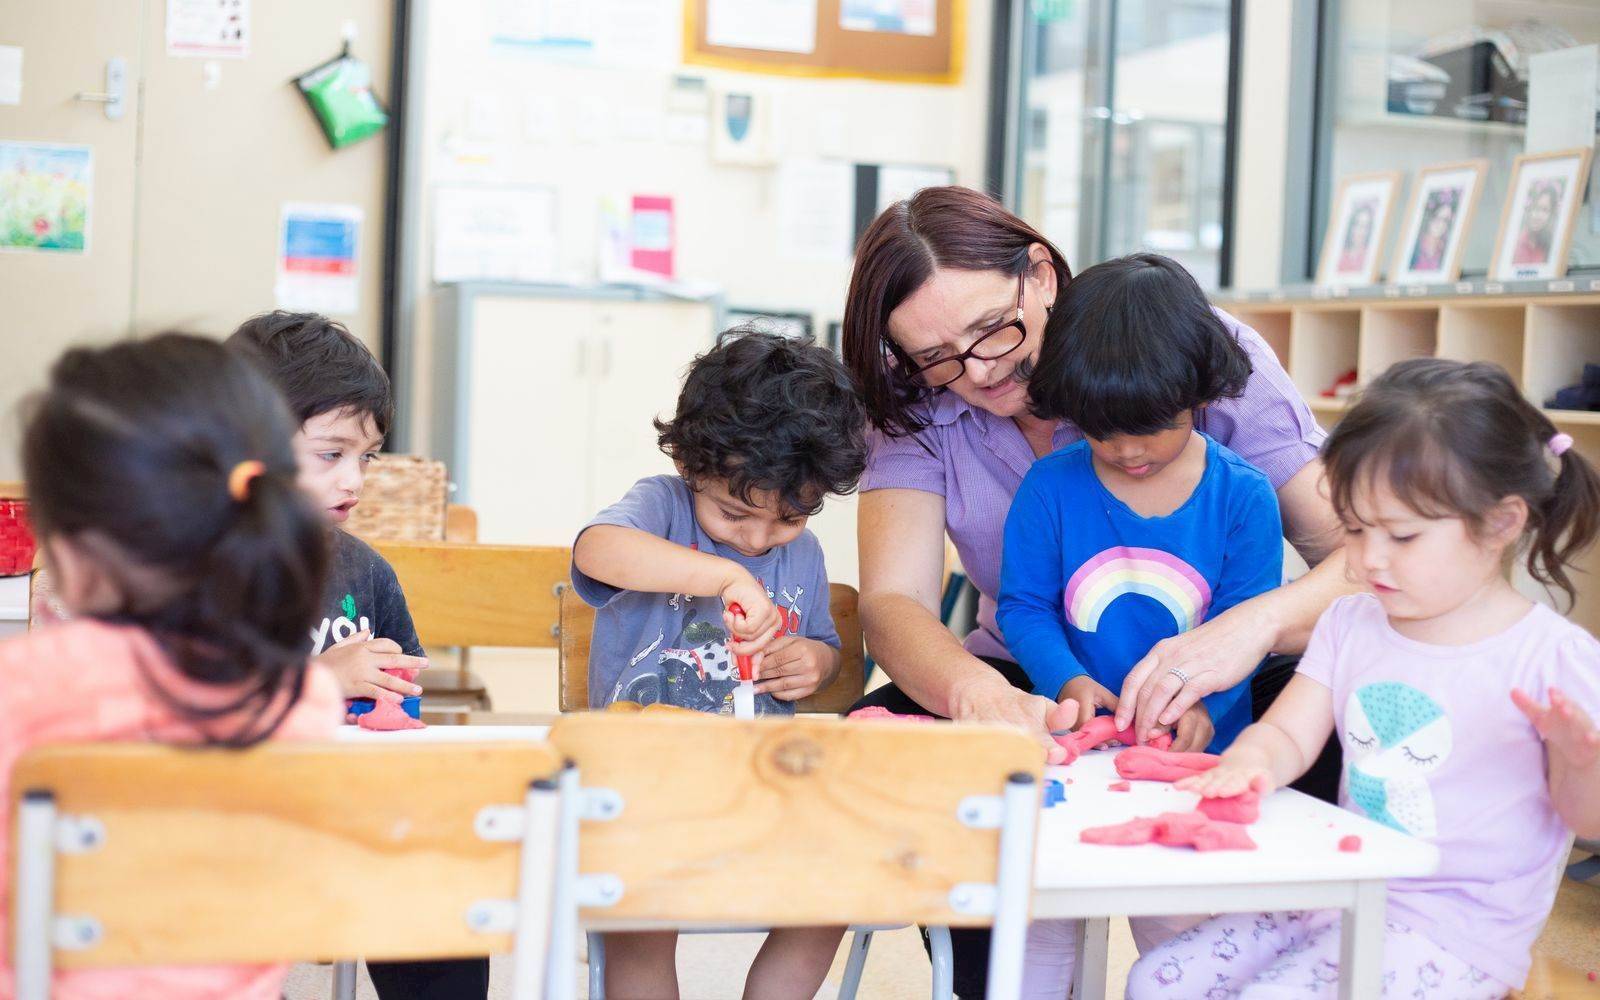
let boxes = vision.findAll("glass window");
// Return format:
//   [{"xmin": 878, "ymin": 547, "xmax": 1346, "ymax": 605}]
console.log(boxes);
[
  {"xmin": 1316, "ymin": 1, "xmax": 1600, "ymax": 279},
  {"xmin": 1011, "ymin": 0, "xmax": 1233, "ymax": 288}
]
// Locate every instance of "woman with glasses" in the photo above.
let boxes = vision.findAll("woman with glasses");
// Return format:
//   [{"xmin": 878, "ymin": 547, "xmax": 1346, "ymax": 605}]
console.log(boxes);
[{"xmin": 840, "ymin": 188, "xmax": 1353, "ymax": 994}]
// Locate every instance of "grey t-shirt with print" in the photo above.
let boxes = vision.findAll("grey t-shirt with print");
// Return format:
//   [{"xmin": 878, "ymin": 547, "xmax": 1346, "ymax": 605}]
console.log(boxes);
[
  {"xmin": 309, "ymin": 529, "xmax": 424, "ymax": 660},
  {"xmin": 570, "ymin": 475, "xmax": 839, "ymax": 715}
]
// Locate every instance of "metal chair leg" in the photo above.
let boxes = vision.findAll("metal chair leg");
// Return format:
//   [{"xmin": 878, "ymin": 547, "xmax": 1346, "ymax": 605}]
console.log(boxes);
[
  {"xmin": 838, "ymin": 929, "xmax": 874, "ymax": 1000},
  {"xmin": 332, "ymin": 960, "xmax": 359, "ymax": 1000},
  {"xmin": 587, "ymin": 932, "xmax": 606, "ymax": 1000},
  {"xmin": 928, "ymin": 925, "xmax": 954, "ymax": 1000}
]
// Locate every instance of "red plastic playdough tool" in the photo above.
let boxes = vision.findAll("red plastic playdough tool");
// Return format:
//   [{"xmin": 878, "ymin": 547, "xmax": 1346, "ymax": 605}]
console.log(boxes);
[{"xmin": 727, "ymin": 602, "xmax": 757, "ymax": 719}]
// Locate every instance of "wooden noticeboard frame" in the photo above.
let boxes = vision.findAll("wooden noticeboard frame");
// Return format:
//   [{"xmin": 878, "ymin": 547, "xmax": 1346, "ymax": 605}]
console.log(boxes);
[{"xmin": 685, "ymin": 0, "xmax": 964, "ymax": 85}]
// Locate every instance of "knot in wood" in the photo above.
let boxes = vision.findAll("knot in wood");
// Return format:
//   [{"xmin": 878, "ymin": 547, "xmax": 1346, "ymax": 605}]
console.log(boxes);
[{"xmin": 771, "ymin": 738, "xmax": 823, "ymax": 776}]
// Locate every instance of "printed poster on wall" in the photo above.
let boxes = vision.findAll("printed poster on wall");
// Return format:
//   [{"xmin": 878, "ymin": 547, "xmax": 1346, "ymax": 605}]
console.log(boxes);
[
  {"xmin": 630, "ymin": 195, "xmax": 674, "ymax": 278},
  {"xmin": 840, "ymin": 0, "xmax": 935, "ymax": 36},
  {"xmin": 167, "ymin": 0, "xmax": 250, "ymax": 58},
  {"xmin": 276, "ymin": 203, "xmax": 361, "ymax": 315},
  {"xmin": 0, "ymin": 141, "xmax": 92, "ymax": 254},
  {"xmin": 706, "ymin": 0, "xmax": 817, "ymax": 54}
]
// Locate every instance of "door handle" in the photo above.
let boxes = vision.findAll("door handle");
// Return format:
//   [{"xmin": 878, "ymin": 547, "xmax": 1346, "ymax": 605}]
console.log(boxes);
[{"xmin": 74, "ymin": 58, "xmax": 127, "ymax": 121}]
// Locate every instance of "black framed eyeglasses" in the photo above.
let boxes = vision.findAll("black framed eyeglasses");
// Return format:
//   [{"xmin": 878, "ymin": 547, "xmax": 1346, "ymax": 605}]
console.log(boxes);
[{"xmin": 905, "ymin": 272, "xmax": 1028, "ymax": 389}]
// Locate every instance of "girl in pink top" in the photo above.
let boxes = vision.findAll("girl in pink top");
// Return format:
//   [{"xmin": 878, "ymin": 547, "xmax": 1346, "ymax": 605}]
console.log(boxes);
[
  {"xmin": 0, "ymin": 334, "xmax": 343, "ymax": 1000},
  {"xmin": 1130, "ymin": 358, "xmax": 1600, "ymax": 997}
]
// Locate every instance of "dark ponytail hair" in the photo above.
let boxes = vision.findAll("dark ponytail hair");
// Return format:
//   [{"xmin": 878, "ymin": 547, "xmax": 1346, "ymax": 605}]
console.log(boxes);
[
  {"xmin": 1324, "ymin": 358, "xmax": 1600, "ymax": 606},
  {"xmin": 22, "ymin": 333, "xmax": 329, "ymax": 746}
]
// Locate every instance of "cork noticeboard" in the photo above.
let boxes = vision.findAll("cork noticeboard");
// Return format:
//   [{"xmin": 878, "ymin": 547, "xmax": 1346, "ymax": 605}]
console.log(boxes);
[{"xmin": 685, "ymin": 0, "xmax": 964, "ymax": 85}]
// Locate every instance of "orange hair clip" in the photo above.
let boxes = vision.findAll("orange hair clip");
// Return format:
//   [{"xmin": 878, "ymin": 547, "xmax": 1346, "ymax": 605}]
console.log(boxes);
[{"xmin": 227, "ymin": 460, "xmax": 266, "ymax": 502}]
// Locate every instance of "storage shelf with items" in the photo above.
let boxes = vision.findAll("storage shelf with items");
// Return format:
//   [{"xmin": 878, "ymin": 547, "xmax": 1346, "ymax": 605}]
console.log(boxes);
[{"xmin": 1215, "ymin": 288, "xmax": 1600, "ymax": 633}]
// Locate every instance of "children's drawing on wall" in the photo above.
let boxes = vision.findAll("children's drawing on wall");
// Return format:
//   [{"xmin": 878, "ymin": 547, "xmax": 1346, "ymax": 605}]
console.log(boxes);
[{"xmin": 0, "ymin": 142, "xmax": 92, "ymax": 254}]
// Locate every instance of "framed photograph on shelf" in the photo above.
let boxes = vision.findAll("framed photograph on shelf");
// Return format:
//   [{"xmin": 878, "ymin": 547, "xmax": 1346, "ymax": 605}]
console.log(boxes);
[
  {"xmin": 1317, "ymin": 171, "xmax": 1401, "ymax": 286},
  {"xmin": 1491, "ymin": 148, "xmax": 1593, "ymax": 282},
  {"xmin": 1390, "ymin": 160, "xmax": 1487, "ymax": 285}
]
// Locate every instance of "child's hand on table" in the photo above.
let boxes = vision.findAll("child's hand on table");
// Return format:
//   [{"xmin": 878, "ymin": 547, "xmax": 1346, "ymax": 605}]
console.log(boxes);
[
  {"xmin": 1170, "ymin": 701, "xmax": 1214, "ymax": 753},
  {"xmin": 317, "ymin": 629, "xmax": 429, "ymax": 702},
  {"xmin": 754, "ymin": 635, "xmax": 838, "ymax": 701},
  {"xmin": 1513, "ymin": 686, "xmax": 1600, "ymax": 769},
  {"xmin": 1060, "ymin": 675, "xmax": 1121, "ymax": 730},
  {"xmin": 1178, "ymin": 761, "xmax": 1271, "ymax": 800}
]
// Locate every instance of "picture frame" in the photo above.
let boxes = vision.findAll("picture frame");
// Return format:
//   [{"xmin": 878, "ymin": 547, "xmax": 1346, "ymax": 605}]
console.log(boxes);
[
  {"xmin": 1390, "ymin": 160, "xmax": 1488, "ymax": 285},
  {"xmin": 1490, "ymin": 147, "xmax": 1594, "ymax": 282},
  {"xmin": 1317, "ymin": 171, "xmax": 1402, "ymax": 287}
]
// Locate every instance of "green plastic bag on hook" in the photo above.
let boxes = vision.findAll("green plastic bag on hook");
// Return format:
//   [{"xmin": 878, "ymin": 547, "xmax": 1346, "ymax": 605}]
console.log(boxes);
[{"xmin": 294, "ymin": 44, "xmax": 388, "ymax": 149}]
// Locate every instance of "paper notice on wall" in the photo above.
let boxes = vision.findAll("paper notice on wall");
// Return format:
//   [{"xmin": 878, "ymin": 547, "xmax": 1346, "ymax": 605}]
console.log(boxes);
[
  {"xmin": 0, "ymin": 47, "xmax": 21, "ymax": 106},
  {"xmin": 1527, "ymin": 45, "xmax": 1598, "ymax": 154},
  {"xmin": 0, "ymin": 141, "xmax": 91, "ymax": 253},
  {"xmin": 432, "ymin": 185, "xmax": 558, "ymax": 284},
  {"xmin": 707, "ymin": 0, "xmax": 817, "ymax": 53},
  {"xmin": 276, "ymin": 203, "xmax": 361, "ymax": 314},
  {"xmin": 876, "ymin": 163, "xmax": 954, "ymax": 212},
  {"xmin": 166, "ymin": 0, "xmax": 250, "ymax": 58},
  {"xmin": 840, "ymin": 0, "xmax": 935, "ymax": 36},
  {"xmin": 777, "ymin": 159, "xmax": 854, "ymax": 262}
]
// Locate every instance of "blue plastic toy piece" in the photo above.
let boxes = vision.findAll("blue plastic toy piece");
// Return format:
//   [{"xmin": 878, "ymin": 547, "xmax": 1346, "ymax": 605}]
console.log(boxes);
[
  {"xmin": 1043, "ymin": 779, "xmax": 1066, "ymax": 808},
  {"xmin": 346, "ymin": 696, "xmax": 422, "ymax": 720}
]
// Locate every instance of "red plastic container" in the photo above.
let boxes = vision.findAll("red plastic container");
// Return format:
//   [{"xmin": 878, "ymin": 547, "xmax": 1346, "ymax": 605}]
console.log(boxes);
[{"xmin": 0, "ymin": 499, "xmax": 37, "ymax": 577}]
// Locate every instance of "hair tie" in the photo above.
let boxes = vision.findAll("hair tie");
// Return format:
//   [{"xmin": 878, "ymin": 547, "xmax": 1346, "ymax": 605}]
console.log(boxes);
[
  {"xmin": 1549, "ymin": 433, "xmax": 1574, "ymax": 458},
  {"xmin": 227, "ymin": 460, "xmax": 266, "ymax": 502}
]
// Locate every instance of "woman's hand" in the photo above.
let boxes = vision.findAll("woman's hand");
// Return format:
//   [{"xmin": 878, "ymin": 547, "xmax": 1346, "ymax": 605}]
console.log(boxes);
[
  {"xmin": 1115, "ymin": 601, "xmax": 1274, "ymax": 741},
  {"xmin": 950, "ymin": 674, "xmax": 1079, "ymax": 765}
]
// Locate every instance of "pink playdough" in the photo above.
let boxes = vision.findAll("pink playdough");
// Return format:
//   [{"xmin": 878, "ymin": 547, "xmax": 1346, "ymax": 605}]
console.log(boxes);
[
  {"xmin": 1114, "ymin": 746, "xmax": 1221, "ymax": 782},
  {"xmin": 1056, "ymin": 715, "xmax": 1175, "ymax": 754},
  {"xmin": 1195, "ymin": 778, "xmax": 1266, "ymax": 824},
  {"xmin": 847, "ymin": 706, "xmax": 934, "ymax": 722},
  {"xmin": 1338, "ymin": 835, "xmax": 1362, "ymax": 853},
  {"xmin": 1080, "ymin": 811, "xmax": 1256, "ymax": 852},
  {"xmin": 1108, "ymin": 780, "xmax": 1131, "ymax": 792},
  {"xmin": 355, "ymin": 668, "xmax": 426, "ymax": 731}
]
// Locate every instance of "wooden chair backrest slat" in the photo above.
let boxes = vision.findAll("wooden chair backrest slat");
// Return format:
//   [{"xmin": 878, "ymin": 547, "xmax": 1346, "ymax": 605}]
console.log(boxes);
[
  {"xmin": 11, "ymin": 741, "xmax": 563, "ymax": 967},
  {"xmin": 372, "ymin": 541, "xmax": 570, "ymax": 649},
  {"xmin": 557, "ymin": 583, "xmax": 865, "ymax": 714},
  {"xmin": 549, "ymin": 713, "xmax": 1039, "ymax": 929}
]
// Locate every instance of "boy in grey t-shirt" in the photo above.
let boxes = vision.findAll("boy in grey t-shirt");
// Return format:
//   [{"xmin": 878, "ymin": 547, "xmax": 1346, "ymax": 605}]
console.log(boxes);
[{"xmin": 571, "ymin": 329, "xmax": 867, "ymax": 1000}]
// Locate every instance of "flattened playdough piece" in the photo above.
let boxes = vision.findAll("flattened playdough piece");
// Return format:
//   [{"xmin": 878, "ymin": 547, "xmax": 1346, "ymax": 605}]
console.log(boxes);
[
  {"xmin": 1189, "ymin": 820, "xmax": 1257, "ymax": 851},
  {"xmin": 1079, "ymin": 810, "xmax": 1257, "ymax": 851},
  {"xmin": 1196, "ymin": 785, "xmax": 1261, "ymax": 824},
  {"xmin": 1108, "ymin": 780, "xmax": 1132, "ymax": 792},
  {"xmin": 848, "ymin": 705, "xmax": 934, "ymax": 722},
  {"xmin": 1080, "ymin": 816, "xmax": 1160, "ymax": 845},
  {"xmin": 1338, "ymin": 835, "xmax": 1362, "ymax": 853},
  {"xmin": 1114, "ymin": 746, "xmax": 1221, "ymax": 782},
  {"xmin": 359, "ymin": 698, "xmax": 426, "ymax": 731}
]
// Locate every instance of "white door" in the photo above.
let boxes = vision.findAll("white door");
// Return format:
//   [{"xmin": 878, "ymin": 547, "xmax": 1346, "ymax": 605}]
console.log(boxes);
[{"xmin": 0, "ymin": 2, "xmax": 143, "ymax": 478}]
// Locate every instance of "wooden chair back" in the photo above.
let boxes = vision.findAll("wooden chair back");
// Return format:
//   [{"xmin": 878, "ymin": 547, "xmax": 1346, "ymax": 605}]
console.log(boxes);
[
  {"xmin": 9, "ymin": 742, "xmax": 564, "ymax": 990},
  {"xmin": 549, "ymin": 712, "xmax": 1040, "ymax": 930},
  {"xmin": 372, "ymin": 541, "xmax": 570, "ymax": 649},
  {"xmin": 557, "ymin": 583, "xmax": 866, "ymax": 714}
]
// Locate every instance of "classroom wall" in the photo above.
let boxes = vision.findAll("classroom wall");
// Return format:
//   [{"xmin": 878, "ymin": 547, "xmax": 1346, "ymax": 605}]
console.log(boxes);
[
  {"xmin": 402, "ymin": 0, "xmax": 998, "ymax": 586},
  {"xmin": 1231, "ymin": 0, "xmax": 1297, "ymax": 289}
]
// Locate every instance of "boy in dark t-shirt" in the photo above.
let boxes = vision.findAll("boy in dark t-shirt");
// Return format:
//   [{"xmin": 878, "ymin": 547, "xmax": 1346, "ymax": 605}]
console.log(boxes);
[{"xmin": 227, "ymin": 312, "xmax": 484, "ymax": 1000}]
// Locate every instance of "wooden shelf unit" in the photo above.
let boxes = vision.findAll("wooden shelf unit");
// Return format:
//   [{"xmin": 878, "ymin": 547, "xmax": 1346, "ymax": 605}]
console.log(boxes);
[{"xmin": 1222, "ymin": 292, "xmax": 1600, "ymax": 634}]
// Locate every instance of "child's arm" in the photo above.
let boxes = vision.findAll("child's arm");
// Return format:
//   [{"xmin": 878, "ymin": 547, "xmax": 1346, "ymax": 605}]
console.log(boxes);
[
  {"xmin": 1513, "ymin": 686, "xmax": 1600, "ymax": 838},
  {"xmin": 574, "ymin": 524, "xmax": 784, "ymax": 650},
  {"xmin": 1181, "ymin": 674, "xmax": 1335, "ymax": 798},
  {"xmin": 997, "ymin": 471, "xmax": 1097, "ymax": 727},
  {"xmin": 1175, "ymin": 479, "xmax": 1287, "ymax": 748}
]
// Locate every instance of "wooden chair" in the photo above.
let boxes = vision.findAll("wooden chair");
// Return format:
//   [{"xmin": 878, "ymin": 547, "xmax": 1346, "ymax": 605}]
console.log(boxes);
[
  {"xmin": 549, "ymin": 712, "xmax": 1041, "ymax": 1000},
  {"xmin": 10, "ymin": 741, "xmax": 570, "ymax": 1000},
  {"xmin": 372, "ymin": 540, "xmax": 571, "ymax": 713},
  {"xmin": 556, "ymin": 583, "xmax": 867, "ymax": 714}
]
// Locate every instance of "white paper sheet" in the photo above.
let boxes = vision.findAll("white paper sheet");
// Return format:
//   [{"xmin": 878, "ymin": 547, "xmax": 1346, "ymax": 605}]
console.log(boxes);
[
  {"xmin": 275, "ymin": 203, "xmax": 361, "ymax": 314},
  {"xmin": 876, "ymin": 163, "xmax": 954, "ymax": 212},
  {"xmin": 432, "ymin": 185, "xmax": 558, "ymax": 284},
  {"xmin": 0, "ymin": 47, "xmax": 21, "ymax": 106},
  {"xmin": 166, "ymin": 0, "xmax": 250, "ymax": 58},
  {"xmin": 1528, "ymin": 45, "xmax": 1598, "ymax": 154},
  {"xmin": 707, "ymin": 0, "xmax": 817, "ymax": 54},
  {"xmin": 776, "ymin": 159, "xmax": 854, "ymax": 262}
]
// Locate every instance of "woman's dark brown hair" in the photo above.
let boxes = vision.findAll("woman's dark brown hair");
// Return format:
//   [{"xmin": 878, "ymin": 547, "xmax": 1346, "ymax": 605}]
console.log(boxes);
[
  {"xmin": 842, "ymin": 186, "xmax": 1073, "ymax": 438},
  {"xmin": 23, "ymin": 333, "xmax": 329, "ymax": 746},
  {"xmin": 1324, "ymin": 357, "xmax": 1600, "ymax": 606}
]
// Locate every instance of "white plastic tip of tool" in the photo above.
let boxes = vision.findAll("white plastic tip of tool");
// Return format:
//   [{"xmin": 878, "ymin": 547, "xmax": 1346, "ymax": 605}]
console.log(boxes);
[{"xmin": 733, "ymin": 681, "xmax": 756, "ymax": 720}]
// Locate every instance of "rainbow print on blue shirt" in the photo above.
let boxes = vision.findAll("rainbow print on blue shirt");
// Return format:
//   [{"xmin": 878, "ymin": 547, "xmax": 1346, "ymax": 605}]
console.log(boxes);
[{"xmin": 1064, "ymin": 546, "xmax": 1213, "ymax": 634}]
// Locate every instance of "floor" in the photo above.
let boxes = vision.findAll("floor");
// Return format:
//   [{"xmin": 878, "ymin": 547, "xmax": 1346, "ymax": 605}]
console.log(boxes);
[{"xmin": 282, "ymin": 652, "xmax": 1600, "ymax": 998}]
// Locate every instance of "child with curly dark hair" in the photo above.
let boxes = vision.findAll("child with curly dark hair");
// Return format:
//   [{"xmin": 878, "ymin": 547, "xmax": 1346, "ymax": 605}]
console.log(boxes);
[{"xmin": 570, "ymin": 328, "xmax": 866, "ymax": 998}]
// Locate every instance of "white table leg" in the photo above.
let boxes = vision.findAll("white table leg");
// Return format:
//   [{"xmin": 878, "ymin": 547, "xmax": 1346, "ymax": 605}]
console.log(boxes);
[
  {"xmin": 1072, "ymin": 917, "xmax": 1109, "ymax": 1000},
  {"xmin": 1338, "ymin": 880, "xmax": 1387, "ymax": 1000}
]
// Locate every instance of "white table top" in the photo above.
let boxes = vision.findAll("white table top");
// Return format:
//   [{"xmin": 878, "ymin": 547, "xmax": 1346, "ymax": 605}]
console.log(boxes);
[
  {"xmin": 0, "ymin": 573, "xmax": 28, "ymax": 621},
  {"xmin": 334, "ymin": 724, "xmax": 552, "ymax": 743},
  {"xmin": 1033, "ymin": 748, "xmax": 1439, "ymax": 890}
]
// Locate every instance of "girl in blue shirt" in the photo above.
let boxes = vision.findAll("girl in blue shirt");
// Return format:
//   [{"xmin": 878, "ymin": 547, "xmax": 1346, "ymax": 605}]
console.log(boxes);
[{"xmin": 997, "ymin": 253, "xmax": 1282, "ymax": 756}]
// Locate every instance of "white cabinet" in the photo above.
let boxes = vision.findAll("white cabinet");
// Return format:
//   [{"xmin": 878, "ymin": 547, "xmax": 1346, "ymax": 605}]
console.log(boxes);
[{"xmin": 434, "ymin": 287, "xmax": 715, "ymax": 545}]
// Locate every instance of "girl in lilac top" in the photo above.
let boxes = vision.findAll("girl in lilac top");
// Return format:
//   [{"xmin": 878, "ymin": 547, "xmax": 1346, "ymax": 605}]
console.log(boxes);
[{"xmin": 1132, "ymin": 359, "xmax": 1600, "ymax": 997}]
